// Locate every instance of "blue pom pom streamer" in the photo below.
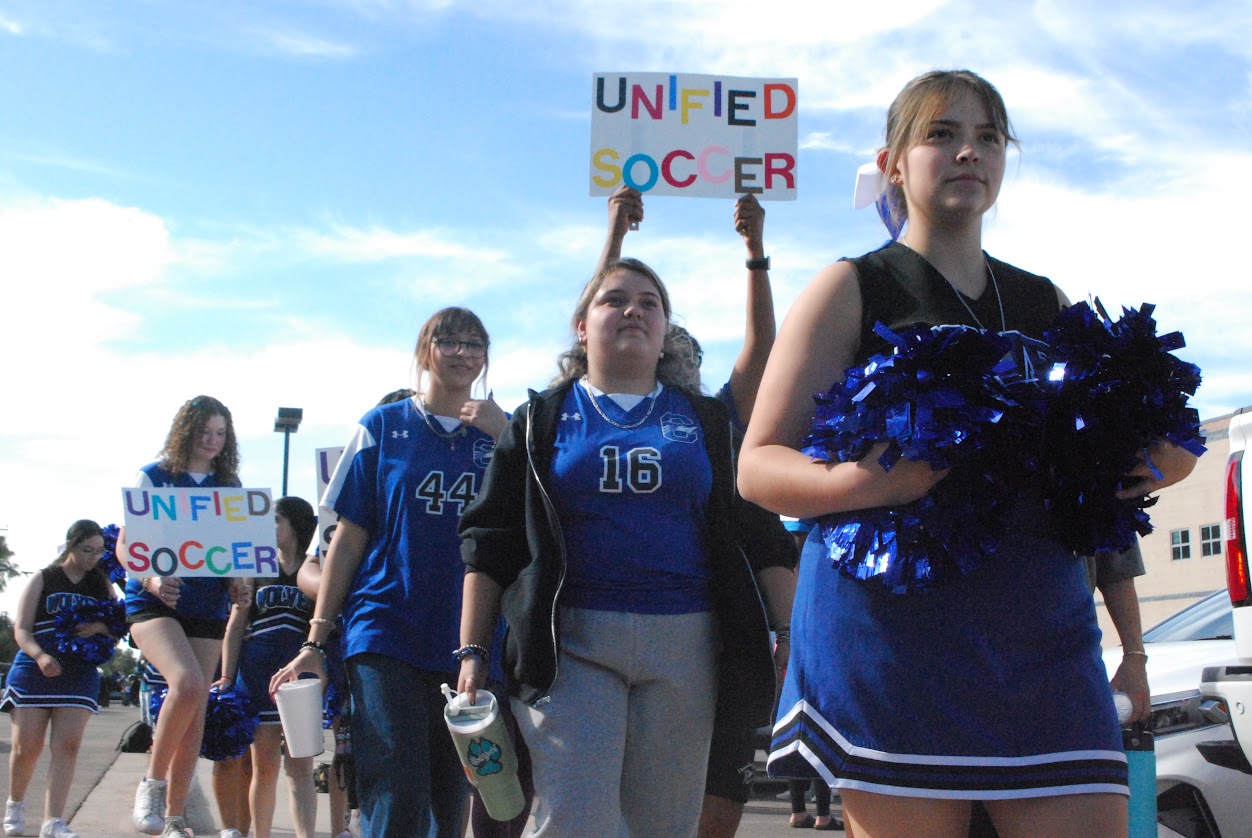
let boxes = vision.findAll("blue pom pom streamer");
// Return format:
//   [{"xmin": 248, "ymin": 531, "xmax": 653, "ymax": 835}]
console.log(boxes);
[
  {"xmin": 804, "ymin": 324, "xmax": 1049, "ymax": 592},
  {"xmin": 150, "ymin": 685, "xmax": 258, "ymax": 761},
  {"xmin": 53, "ymin": 598, "xmax": 126, "ymax": 666},
  {"xmin": 1040, "ymin": 300, "xmax": 1205, "ymax": 554},
  {"xmin": 98, "ymin": 524, "xmax": 127, "ymax": 588},
  {"xmin": 804, "ymin": 303, "xmax": 1204, "ymax": 592}
]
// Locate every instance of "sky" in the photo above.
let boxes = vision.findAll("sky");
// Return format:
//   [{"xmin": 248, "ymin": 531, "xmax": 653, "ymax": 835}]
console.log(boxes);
[{"xmin": 2, "ymin": 0, "xmax": 1250, "ymax": 613}]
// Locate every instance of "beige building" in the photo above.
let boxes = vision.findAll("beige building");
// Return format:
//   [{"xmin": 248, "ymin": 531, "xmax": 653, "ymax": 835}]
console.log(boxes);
[{"xmin": 1094, "ymin": 410, "xmax": 1238, "ymax": 647}]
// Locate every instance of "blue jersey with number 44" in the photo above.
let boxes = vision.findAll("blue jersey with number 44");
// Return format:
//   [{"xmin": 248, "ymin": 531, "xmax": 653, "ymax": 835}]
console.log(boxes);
[{"xmin": 323, "ymin": 398, "xmax": 496, "ymax": 674}]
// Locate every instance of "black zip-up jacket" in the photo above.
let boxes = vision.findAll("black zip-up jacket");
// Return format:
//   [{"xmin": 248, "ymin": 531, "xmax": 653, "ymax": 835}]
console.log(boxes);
[{"xmin": 460, "ymin": 381, "xmax": 796, "ymax": 727}]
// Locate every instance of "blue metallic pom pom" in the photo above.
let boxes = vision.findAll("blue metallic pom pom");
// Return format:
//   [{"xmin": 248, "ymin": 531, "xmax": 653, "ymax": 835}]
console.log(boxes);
[
  {"xmin": 149, "ymin": 685, "xmax": 259, "ymax": 761},
  {"xmin": 803, "ymin": 305, "xmax": 1203, "ymax": 591},
  {"xmin": 1041, "ymin": 301, "xmax": 1205, "ymax": 554},
  {"xmin": 98, "ymin": 524, "xmax": 127, "ymax": 588},
  {"xmin": 804, "ymin": 324, "xmax": 1051, "ymax": 592},
  {"xmin": 53, "ymin": 598, "xmax": 126, "ymax": 665}
]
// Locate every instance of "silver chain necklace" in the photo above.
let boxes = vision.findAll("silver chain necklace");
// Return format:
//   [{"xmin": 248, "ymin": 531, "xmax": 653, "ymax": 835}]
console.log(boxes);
[
  {"xmin": 419, "ymin": 399, "xmax": 467, "ymax": 450},
  {"xmin": 580, "ymin": 378, "xmax": 659, "ymax": 430},
  {"xmin": 899, "ymin": 240, "xmax": 1006, "ymax": 331}
]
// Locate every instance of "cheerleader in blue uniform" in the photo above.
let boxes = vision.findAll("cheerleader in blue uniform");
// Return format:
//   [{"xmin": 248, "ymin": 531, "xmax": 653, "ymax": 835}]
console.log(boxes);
[
  {"xmin": 270, "ymin": 308, "xmax": 507, "ymax": 838},
  {"xmin": 3, "ymin": 520, "xmax": 121, "ymax": 838},
  {"xmin": 738, "ymin": 70, "xmax": 1198, "ymax": 838},
  {"xmin": 220, "ymin": 497, "xmax": 318, "ymax": 838},
  {"xmin": 121, "ymin": 396, "xmax": 253, "ymax": 838}
]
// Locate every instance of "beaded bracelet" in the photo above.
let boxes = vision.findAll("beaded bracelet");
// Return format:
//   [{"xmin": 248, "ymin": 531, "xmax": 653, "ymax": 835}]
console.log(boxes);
[
  {"xmin": 1123, "ymin": 649, "xmax": 1148, "ymax": 659},
  {"xmin": 309, "ymin": 617, "xmax": 336, "ymax": 626},
  {"xmin": 453, "ymin": 644, "xmax": 490, "ymax": 664},
  {"xmin": 773, "ymin": 626, "xmax": 791, "ymax": 643},
  {"xmin": 301, "ymin": 640, "xmax": 327, "ymax": 655}
]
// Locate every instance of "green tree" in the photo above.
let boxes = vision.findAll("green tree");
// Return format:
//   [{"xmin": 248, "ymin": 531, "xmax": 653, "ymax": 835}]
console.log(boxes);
[
  {"xmin": 0, "ymin": 535, "xmax": 20, "ymax": 595},
  {"xmin": 102, "ymin": 647, "xmax": 138, "ymax": 678},
  {"xmin": 0, "ymin": 612, "xmax": 17, "ymax": 664}
]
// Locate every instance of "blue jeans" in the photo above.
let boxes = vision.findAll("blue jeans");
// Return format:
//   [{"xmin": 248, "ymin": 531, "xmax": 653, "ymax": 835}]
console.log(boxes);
[{"xmin": 347, "ymin": 654, "xmax": 468, "ymax": 837}]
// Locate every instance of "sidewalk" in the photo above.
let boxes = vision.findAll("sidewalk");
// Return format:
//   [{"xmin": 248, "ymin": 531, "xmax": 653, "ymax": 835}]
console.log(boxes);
[
  {"xmin": 3, "ymin": 703, "xmax": 829, "ymax": 836},
  {"xmin": 71, "ymin": 728, "xmax": 343, "ymax": 838}
]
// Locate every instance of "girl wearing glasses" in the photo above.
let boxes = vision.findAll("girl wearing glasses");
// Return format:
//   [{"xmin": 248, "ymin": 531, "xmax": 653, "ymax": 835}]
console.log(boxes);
[
  {"xmin": 271, "ymin": 307, "xmax": 506, "ymax": 837},
  {"xmin": 122, "ymin": 396, "xmax": 253, "ymax": 838},
  {"xmin": 3, "ymin": 520, "xmax": 122, "ymax": 838}
]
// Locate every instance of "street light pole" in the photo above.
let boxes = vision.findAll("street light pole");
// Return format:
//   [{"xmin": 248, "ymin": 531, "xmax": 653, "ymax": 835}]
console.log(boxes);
[{"xmin": 273, "ymin": 407, "xmax": 304, "ymax": 498}]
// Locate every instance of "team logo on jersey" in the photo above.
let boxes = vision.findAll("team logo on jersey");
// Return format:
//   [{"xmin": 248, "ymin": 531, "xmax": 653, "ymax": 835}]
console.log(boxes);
[
  {"xmin": 45, "ymin": 592, "xmax": 101, "ymax": 614},
  {"xmin": 473, "ymin": 437, "xmax": 496, "ymax": 470},
  {"xmin": 254, "ymin": 584, "xmax": 314, "ymax": 615},
  {"xmin": 660, "ymin": 412, "xmax": 699, "ymax": 444}
]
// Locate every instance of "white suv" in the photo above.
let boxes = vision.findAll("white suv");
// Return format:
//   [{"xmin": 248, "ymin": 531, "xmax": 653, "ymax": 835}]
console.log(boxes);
[{"xmin": 1196, "ymin": 407, "xmax": 1252, "ymax": 837}]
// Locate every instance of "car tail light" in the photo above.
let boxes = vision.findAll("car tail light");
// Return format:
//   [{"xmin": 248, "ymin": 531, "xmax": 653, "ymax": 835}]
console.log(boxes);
[{"xmin": 1227, "ymin": 451, "xmax": 1249, "ymax": 605}]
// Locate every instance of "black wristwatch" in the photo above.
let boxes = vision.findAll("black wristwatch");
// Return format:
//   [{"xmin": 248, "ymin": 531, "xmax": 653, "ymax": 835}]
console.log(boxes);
[{"xmin": 745, "ymin": 256, "xmax": 770, "ymax": 271}]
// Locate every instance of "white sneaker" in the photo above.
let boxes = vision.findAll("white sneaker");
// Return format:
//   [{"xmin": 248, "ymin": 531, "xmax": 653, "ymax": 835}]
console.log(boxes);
[
  {"xmin": 161, "ymin": 816, "xmax": 191, "ymax": 838},
  {"xmin": 132, "ymin": 778, "xmax": 167, "ymax": 835},
  {"xmin": 3, "ymin": 800, "xmax": 25, "ymax": 837},
  {"xmin": 38, "ymin": 819, "xmax": 77, "ymax": 838},
  {"xmin": 221, "ymin": 830, "xmax": 245, "ymax": 838}
]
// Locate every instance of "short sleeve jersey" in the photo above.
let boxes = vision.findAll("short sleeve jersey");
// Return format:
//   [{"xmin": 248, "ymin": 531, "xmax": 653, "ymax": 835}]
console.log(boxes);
[
  {"xmin": 123, "ymin": 463, "xmax": 241, "ymax": 621},
  {"xmin": 322, "ymin": 397, "xmax": 497, "ymax": 674},
  {"xmin": 550, "ymin": 382, "xmax": 714, "ymax": 615}
]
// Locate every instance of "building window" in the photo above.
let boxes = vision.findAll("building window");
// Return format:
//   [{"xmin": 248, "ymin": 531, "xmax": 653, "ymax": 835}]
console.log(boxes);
[
  {"xmin": 1201, "ymin": 524, "xmax": 1223, "ymax": 557},
  {"xmin": 1171, "ymin": 529, "xmax": 1192, "ymax": 561}
]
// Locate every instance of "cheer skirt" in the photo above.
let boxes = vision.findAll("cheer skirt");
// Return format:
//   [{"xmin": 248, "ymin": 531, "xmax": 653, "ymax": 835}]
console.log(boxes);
[
  {"xmin": 1, "ymin": 652, "xmax": 100, "ymax": 712},
  {"xmin": 768, "ymin": 500, "xmax": 1128, "ymax": 799}
]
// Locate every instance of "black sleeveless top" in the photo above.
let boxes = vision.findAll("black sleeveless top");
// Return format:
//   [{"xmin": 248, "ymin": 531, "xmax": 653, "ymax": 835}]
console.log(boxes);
[
  {"xmin": 847, "ymin": 241, "xmax": 1061, "ymax": 366},
  {"xmin": 34, "ymin": 564, "xmax": 112, "ymax": 637}
]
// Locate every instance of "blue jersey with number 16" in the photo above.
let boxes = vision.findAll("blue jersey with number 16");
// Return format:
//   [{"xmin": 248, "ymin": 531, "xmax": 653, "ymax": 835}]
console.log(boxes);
[{"xmin": 322, "ymin": 397, "xmax": 496, "ymax": 674}]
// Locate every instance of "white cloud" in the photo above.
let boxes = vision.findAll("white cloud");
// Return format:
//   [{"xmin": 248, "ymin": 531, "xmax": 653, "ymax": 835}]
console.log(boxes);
[
  {"xmin": 986, "ymin": 148, "xmax": 1252, "ymax": 418},
  {"xmin": 1, "ymin": 16, "xmax": 22, "ymax": 35},
  {"xmin": 800, "ymin": 132, "xmax": 861, "ymax": 154},
  {"xmin": 296, "ymin": 224, "xmax": 499, "ymax": 262},
  {"xmin": 260, "ymin": 29, "xmax": 358, "ymax": 59}
]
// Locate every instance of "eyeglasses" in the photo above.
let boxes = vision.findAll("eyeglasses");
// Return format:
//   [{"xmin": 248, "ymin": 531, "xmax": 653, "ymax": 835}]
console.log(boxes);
[{"xmin": 433, "ymin": 337, "xmax": 488, "ymax": 358}]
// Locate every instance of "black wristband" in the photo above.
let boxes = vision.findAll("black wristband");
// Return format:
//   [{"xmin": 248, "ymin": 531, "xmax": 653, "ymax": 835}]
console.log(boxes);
[
  {"xmin": 745, "ymin": 256, "xmax": 770, "ymax": 271},
  {"xmin": 301, "ymin": 640, "xmax": 327, "ymax": 655}
]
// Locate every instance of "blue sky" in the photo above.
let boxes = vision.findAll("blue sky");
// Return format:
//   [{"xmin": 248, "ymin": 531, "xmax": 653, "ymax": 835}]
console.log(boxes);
[{"xmin": 2, "ymin": 0, "xmax": 1249, "ymax": 609}]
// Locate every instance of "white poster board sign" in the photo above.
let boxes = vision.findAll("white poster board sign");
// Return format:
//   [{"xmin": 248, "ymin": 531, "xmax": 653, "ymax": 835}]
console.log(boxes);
[
  {"xmin": 590, "ymin": 72, "xmax": 798, "ymax": 199},
  {"xmin": 121, "ymin": 487, "xmax": 276, "ymax": 577},
  {"xmin": 316, "ymin": 447, "xmax": 345, "ymax": 554}
]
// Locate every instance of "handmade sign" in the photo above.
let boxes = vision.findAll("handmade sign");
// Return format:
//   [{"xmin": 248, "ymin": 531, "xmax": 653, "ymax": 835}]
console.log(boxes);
[
  {"xmin": 590, "ymin": 72, "xmax": 798, "ymax": 199},
  {"xmin": 121, "ymin": 487, "xmax": 276, "ymax": 577},
  {"xmin": 315, "ymin": 446, "xmax": 345, "ymax": 553}
]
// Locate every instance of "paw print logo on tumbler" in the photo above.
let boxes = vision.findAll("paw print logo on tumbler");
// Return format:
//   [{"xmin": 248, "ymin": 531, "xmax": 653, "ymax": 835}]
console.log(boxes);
[{"xmin": 467, "ymin": 737, "xmax": 503, "ymax": 776}]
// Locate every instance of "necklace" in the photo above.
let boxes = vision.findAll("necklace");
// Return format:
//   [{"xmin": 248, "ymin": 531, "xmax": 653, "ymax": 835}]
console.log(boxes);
[
  {"xmin": 581, "ymin": 378, "xmax": 659, "ymax": 430},
  {"xmin": 898, "ymin": 240, "xmax": 1005, "ymax": 331},
  {"xmin": 419, "ymin": 399, "xmax": 467, "ymax": 450}
]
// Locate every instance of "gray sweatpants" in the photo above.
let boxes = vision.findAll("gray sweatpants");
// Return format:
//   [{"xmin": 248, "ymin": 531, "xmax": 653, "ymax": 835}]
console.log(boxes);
[{"xmin": 512, "ymin": 607, "xmax": 718, "ymax": 838}]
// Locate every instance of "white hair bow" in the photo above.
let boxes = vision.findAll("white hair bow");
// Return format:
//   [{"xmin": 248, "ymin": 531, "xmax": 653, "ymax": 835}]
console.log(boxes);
[{"xmin": 853, "ymin": 160, "xmax": 904, "ymax": 240}]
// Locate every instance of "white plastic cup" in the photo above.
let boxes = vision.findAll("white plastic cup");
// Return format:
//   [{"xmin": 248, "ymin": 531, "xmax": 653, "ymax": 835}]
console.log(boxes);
[
  {"xmin": 275, "ymin": 679, "xmax": 325, "ymax": 758},
  {"xmin": 442, "ymin": 685, "xmax": 524, "ymax": 821}
]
